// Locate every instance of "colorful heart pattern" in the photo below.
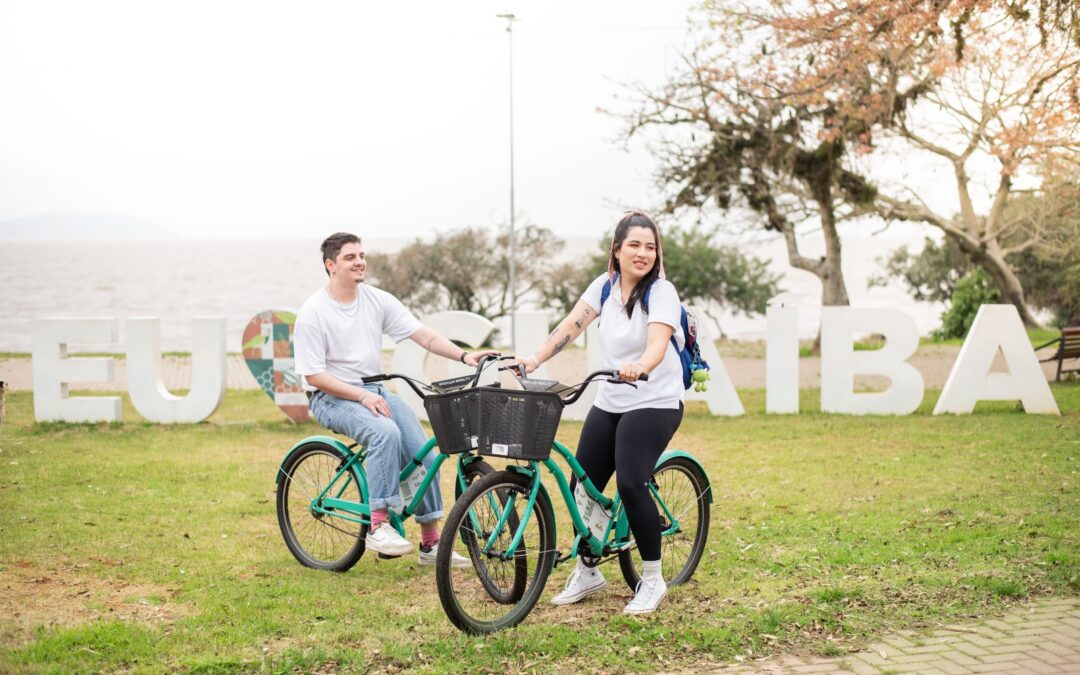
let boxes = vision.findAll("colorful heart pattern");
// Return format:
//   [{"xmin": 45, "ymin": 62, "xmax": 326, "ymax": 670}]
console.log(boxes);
[{"xmin": 241, "ymin": 310, "xmax": 310, "ymax": 423}]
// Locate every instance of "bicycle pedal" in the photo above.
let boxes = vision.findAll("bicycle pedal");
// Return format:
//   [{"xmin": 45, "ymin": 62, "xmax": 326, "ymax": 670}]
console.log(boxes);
[{"xmin": 376, "ymin": 553, "xmax": 403, "ymax": 560}]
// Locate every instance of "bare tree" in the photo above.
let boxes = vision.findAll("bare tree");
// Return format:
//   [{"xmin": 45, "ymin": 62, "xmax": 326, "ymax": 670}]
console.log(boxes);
[
  {"xmin": 623, "ymin": 48, "xmax": 885, "ymax": 317},
  {"xmin": 713, "ymin": 1, "xmax": 1080, "ymax": 326}
]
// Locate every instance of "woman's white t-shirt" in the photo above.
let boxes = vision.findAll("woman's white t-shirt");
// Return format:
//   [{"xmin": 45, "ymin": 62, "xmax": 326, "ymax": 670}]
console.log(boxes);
[
  {"xmin": 580, "ymin": 274, "xmax": 685, "ymax": 413},
  {"xmin": 294, "ymin": 284, "xmax": 422, "ymax": 390}
]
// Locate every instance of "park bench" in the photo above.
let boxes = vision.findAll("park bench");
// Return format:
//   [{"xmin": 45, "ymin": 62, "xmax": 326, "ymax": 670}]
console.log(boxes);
[{"xmin": 1036, "ymin": 327, "xmax": 1080, "ymax": 381}]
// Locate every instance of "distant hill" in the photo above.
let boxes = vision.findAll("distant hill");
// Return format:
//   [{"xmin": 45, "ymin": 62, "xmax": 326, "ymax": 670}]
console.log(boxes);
[{"xmin": 0, "ymin": 212, "xmax": 179, "ymax": 240}]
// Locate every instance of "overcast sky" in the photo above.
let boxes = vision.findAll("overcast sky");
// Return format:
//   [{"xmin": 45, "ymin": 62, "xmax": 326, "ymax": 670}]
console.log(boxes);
[{"xmin": 0, "ymin": 0, "xmax": 710, "ymax": 241}]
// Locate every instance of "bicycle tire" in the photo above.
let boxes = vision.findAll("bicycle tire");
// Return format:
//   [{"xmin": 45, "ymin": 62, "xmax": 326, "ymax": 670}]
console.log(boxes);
[
  {"xmin": 436, "ymin": 470, "xmax": 556, "ymax": 634},
  {"xmin": 277, "ymin": 441, "xmax": 367, "ymax": 571},
  {"xmin": 618, "ymin": 454, "xmax": 710, "ymax": 589}
]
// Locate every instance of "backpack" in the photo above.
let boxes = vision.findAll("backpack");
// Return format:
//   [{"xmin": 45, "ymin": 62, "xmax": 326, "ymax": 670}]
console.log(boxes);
[{"xmin": 599, "ymin": 277, "xmax": 710, "ymax": 391}]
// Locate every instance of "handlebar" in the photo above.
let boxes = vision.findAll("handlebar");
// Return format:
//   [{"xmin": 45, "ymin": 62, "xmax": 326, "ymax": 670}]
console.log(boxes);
[
  {"xmin": 361, "ymin": 355, "xmax": 648, "ymax": 405},
  {"xmin": 361, "ymin": 353, "xmax": 511, "ymax": 400},
  {"xmin": 559, "ymin": 370, "xmax": 648, "ymax": 406},
  {"xmin": 499, "ymin": 366, "xmax": 648, "ymax": 407}
]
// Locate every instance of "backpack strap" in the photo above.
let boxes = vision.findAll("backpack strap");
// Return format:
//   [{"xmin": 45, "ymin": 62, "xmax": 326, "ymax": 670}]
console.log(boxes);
[
  {"xmin": 600, "ymin": 275, "xmax": 681, "ymax": 353},
  {"xmin": 599, "ymin": 276, "xmax": 613, "ymax": 315},
  {"xmin": 601, "ymin": 274, "xmax": 655, "ymax": 314}
]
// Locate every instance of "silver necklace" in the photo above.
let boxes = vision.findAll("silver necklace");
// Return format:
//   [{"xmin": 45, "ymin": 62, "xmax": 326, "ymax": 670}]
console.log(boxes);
[{"xmin": 326, "ymin": 284, "xmax": 360, "ymax": 318}]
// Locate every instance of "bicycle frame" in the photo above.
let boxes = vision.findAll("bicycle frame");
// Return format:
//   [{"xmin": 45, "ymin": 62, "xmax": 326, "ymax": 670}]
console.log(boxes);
[
  {"xmin": 278, "ymin": 434, "xmax": 485, "ymax": 534},
  {"xmin": 479, "ymin": 441, "xmax": 694, "ymax": 564}
]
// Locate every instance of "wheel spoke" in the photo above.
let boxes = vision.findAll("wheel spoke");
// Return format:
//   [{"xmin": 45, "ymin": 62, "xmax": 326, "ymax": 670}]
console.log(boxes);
[
  {"xmin": 437, "ymin": 471, "xmax": 556, "ymax": 633},
  {"xmin": 277, "ymin": 445, "xmax": 366, "ymax": 570},
  {"xmin": 619, "ymin": 458, "xmax": 710, "ymax": 590}
]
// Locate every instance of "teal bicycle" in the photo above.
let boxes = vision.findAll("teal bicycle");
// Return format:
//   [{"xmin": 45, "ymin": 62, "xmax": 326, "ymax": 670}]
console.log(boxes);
[
  {"xmin": 275, "ymin": 356, "xmax": 510, "ymax": 572},
  {"xmin": 434, "ymin": 370, "xmax": 712, "ymax": 633}
]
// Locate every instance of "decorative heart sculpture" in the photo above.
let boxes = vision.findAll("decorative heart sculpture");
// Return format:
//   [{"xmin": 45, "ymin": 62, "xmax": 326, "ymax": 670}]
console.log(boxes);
[{"xmin": 241, "ymin": 310, "xmax": 310, "ymax": 423}]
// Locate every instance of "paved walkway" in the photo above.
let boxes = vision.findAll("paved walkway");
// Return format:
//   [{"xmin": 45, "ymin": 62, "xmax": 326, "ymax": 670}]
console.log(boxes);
[{"xmin": 713, "ymin": 597, "xmax": 1080, "ymax": 674}]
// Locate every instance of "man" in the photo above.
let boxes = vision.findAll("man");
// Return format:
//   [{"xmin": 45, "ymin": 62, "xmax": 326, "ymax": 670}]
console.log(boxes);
[{"xmin": 294, "ymin": 232, "xmax": 497, "ymax": 565}]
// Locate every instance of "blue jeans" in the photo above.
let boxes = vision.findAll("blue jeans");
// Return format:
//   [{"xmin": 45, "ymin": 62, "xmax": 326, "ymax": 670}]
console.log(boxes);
[{"xmin": 309, "ymin": 385, "xmax": 443, "ymax": 524}]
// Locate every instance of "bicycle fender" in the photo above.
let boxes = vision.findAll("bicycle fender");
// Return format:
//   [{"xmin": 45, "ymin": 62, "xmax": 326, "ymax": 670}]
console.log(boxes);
[
  {"xmin": 276, "ymin": 435, "xmax": 365, "ymax": 488},
  {"xmin": 656, "ymin": 450, "xmax": 713, "ymax": 504}
]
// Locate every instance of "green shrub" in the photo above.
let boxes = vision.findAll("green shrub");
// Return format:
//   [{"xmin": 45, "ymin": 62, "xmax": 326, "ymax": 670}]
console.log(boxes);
[{"xmin": 932, "ymin": 270, "xmax": 1001, "ymax": 340}]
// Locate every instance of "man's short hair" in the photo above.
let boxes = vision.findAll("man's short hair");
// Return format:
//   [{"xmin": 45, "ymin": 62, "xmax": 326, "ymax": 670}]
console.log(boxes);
[{"xmin": 320, "ymin": 232, "xmax": 361, "ymax": 276}]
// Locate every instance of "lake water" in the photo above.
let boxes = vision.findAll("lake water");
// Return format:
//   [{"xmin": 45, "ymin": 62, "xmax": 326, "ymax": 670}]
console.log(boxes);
[{"xmin": 0, "ymin": 234, "xmax": 944, "ymax": 352}]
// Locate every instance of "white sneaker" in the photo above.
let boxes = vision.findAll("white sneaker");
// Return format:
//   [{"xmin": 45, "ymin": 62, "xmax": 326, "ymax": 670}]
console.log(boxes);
[
  {"xmin": 365, "ymin": 523, "xmax": 413, "ymax": 557},
  {"xmin": 623, "ymin": 576, "xmax": 667, "ymax": 614},
  {"xmin": 418, "ymin": 542, "xmax": 471, "ymax": 569},
  {"xmin": 551, "ymin": 566, "xmax": 607, "ymax": 605}
]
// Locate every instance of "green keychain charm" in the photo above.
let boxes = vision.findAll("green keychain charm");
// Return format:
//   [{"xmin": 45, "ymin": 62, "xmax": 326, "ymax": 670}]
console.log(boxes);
[{"xmin": 691, "ymin": 368, "xmax": 710, "ymax": 392}]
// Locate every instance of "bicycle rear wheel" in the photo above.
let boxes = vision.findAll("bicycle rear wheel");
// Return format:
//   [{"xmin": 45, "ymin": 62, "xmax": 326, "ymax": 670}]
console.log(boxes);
[
  {"xmin": 618, "ymin": 454, "xmax": 710, "ymax": 589},
  {"xmin": 277, "ymin": 442, "xmax": 367, "ymax": 571},
  {"xmin": 436, "ymin": 470, "xmax": 556, "ymax": 634}
]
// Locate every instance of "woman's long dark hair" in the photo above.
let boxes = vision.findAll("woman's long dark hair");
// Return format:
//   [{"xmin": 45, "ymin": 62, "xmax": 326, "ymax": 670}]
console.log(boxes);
[{"xmin": 609, "ymin": 210, "xmax": 662, "ymax": 319}]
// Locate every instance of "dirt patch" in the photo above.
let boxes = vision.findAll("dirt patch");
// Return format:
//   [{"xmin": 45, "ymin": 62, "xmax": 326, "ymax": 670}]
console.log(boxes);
[{"xmin": 0, "ymin": 560, "xmax": 190, "ymax": 646}]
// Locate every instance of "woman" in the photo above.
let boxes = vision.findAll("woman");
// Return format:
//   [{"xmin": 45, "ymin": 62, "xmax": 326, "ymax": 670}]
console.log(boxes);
[{"xmin": 515, "ymin": 210, "xmax": 685, "ymax": 614}]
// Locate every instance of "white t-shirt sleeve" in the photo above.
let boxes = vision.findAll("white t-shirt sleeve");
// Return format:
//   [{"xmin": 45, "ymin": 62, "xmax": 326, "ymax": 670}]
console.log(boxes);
[
  {"xmin": 379, "ymin": 291, "xmax": 423, "ymax": 343},
  {"xmin": 647, "ymin": 280, "xmax": 681, "ymax": 330},
  {"xmin": 579, "ymin": 274, "xmax": 610, "ymax": 313},
  {"xmin": 293, "ymin": 311, "xmax": 326, "ymax": 376}
]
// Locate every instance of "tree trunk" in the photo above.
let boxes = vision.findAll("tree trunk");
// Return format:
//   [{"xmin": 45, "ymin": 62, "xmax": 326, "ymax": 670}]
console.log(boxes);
[
  {"xmin": 811, "ymin": 179, "xmax": 850, "ymax": 353},
  {"xmin": 818, "ymin": 204, "xmax": 850, "ymax": 308},
  {"xmin": 958, "ymin": 238, "xmax": 1041, "ymax": 328}
]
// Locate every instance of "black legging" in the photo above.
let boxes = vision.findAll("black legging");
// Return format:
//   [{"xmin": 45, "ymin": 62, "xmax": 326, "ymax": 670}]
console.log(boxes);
[{"xmin": 571, "ymin": 403, "xmax": 683, "ymax": 561}]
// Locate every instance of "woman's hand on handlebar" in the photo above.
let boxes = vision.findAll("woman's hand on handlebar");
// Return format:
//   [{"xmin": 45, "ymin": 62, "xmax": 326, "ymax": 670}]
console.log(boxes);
[
  {"xmin": 505, "ymin": 355, "xmax": 541, "ymax": 377},
  {"xmin": 617, "ymin": 361, "xmax": 649, "ymax": 383},
  {"xmin": 462, "ymin": 350, "xmax": 502, "ymax": 368}
]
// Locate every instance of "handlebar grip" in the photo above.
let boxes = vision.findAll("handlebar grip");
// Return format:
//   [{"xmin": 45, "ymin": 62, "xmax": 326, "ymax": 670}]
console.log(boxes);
[{"xmin": 361, "ymin": 374, "xmax": 390, "ymax": 383}]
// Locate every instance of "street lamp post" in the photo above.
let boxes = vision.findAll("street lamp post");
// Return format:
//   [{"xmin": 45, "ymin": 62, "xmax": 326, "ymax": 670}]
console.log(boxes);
[{"xmin": 497, "ymin": 12, "xmax": 517, "ymax": 349}]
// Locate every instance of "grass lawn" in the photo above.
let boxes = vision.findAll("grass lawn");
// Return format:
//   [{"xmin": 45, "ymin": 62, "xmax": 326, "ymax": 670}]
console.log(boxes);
[{"xmin": 0, "ymin": 387, "xmax": 1077, "ymax": 673}]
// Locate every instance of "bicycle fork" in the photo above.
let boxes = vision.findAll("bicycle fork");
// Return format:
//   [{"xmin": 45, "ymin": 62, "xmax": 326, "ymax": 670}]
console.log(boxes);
[{"xmin": 478, "ymin": 467, "xmax": 543, "ymax": 561}]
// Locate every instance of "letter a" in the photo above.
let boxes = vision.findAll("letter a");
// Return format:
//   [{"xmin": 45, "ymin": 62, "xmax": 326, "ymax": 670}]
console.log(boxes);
[{"xmin": 934, "ymin": 305, "xmax": 1059, "ymax": 415}]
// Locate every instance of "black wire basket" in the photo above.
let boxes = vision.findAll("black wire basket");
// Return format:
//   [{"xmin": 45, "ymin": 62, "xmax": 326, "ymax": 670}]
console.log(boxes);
[
  {"xmin": 476, "ymin": 387, "xmax": 563, "ymax": 461},
  {"xmin": 424, "ymin": 388, "xmax": 481, "ymax": 455}
]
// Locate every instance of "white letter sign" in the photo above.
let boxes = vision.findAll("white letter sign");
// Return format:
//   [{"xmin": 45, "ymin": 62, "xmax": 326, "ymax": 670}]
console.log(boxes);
[
  {"xmin": 821, "ymin": 308, "xmax": 924, "ymax": 415},
  {"xmin": 683, "ymin": 306, "xmax": 744, "ymax": 415},
  {"xmin": 766, "ymin": 301, "xmax": 800, "ymax": 414},
  {"xmin": 392, "ymin": 311, "xmax": 496, "ymax": 420},
  {"xmin": 127, "ymin": 317, "xmax": 227, "ymax": 423},
  {"xmin": 934, "ymin": 305, "xmax": 1060, "ymax": 415},
  {"xmin": 32, "ymin": 318, "xmax": 122, "ymax": 422}
]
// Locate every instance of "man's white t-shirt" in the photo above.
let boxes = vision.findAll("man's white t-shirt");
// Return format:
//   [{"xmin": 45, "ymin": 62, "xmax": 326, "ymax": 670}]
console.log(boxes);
[
  {"xmin": 294, "ymin": 284, "xmax": 422, "ymax": 391},
  {"xmin": 580, "ymin": 274, "xmax": 685, "ymax": 413}
]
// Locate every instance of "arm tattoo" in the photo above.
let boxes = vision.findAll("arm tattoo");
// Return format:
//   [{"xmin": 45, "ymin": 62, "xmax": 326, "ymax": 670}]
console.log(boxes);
[
  {"xmin": 540, "ymin": 327, "xmax": 558, "ymax": 348},
  {"xmin": 551, "ymin": 335, "xmax": 571, "ymax": 357},
  {"xmin": 573, "ymin": 307, "xmax": 592, "ymax": 330},
  {"xmin": 425, "ymin": 335, "xmax": 437, "ymax": 352}
]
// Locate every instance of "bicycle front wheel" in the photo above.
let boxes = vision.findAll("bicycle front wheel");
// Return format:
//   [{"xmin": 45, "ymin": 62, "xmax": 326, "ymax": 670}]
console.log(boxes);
[
  {"xmin": 455, "ymin": 457, "xmax": 494, "ymax": 499},
  {"xmin": 276, "ymin": 442, "xmax": 367, "ymax": 571},
  {"xmin": 436, "ymin": 470, "xmax": 556, "ymax": 634},
  {"xmin": 618, "ymin": 454, "xmax": 710, "ymax": 589}
]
